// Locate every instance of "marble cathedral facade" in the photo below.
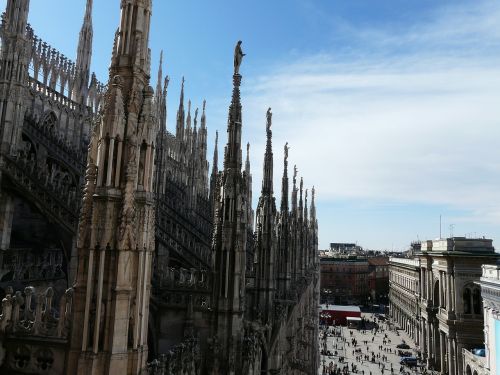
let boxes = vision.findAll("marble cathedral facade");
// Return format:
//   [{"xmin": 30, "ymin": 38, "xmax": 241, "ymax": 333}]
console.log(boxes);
[{"xmin": 0, "ymin": 1, "xmax": 319, "ymax": 374}]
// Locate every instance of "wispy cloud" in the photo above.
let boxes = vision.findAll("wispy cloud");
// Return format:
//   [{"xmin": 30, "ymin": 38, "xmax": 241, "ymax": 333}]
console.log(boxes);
[{"xmin": 237, "ymin": 0, "xmax": 500, "ymax": 246}]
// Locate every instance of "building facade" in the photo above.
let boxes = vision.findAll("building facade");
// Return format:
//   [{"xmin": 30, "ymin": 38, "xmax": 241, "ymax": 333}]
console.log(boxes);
[
  {"xmin": 368, "ymin": 256, "xmax": 389, "ymax": 305},
  {"xmin": 320, "ymin": 256, "xmax": 370, "ymax": 305},
  {"xmin": 463, "ymin": 264, "xmax": 500, "ymax": 375},
  {"xmin": 0, "ymin": 1, "xmax": 320, "ymax": 374},
  {"xmin": 388, "ymin": 257, "xmax": 420, "ymax": 343},
  {"xmin": 389, "ymin": 237, "xmax": 499, "ymax": 375}
]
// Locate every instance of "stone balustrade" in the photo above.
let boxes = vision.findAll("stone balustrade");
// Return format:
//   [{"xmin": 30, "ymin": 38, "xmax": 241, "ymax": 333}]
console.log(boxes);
[{"xmin": 0, "ymin": 286, "xmax": 73, "ymax": 339}]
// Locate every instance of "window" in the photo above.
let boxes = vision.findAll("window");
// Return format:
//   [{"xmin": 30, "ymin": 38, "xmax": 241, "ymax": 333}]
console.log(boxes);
[
  {"xmin": 472, "ymin": 288, "xmax": 481, "ymax": 315},
  {"xmin": 463, "ymin": 288, "xmax": 471, "ymax": 314}
]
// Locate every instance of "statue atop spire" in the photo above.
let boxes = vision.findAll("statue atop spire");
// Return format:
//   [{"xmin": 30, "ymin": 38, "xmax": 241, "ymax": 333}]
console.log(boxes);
[
  {"xmin": 262, "ymin": 108, "xmax": 273, "ymax": 194},
  {"xmin": 266, "ymin": 107, "xmax": 272, "ymax": 133},
  {"xmin": 224, "ymin": 41, "xmax": 244, "ymax": 169},
  {"xmin": 201, "ymin": 99, "xmax": 207, "ymax": 126},
  {"xmin": 234, "ymin": 40, "xmax": 245, "ymax": 75}
]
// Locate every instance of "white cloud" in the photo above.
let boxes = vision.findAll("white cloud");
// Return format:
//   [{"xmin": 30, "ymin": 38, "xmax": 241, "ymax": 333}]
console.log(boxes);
[{"xmin": 236, "ymin": 0, "xmax": 500, "ymax": 232}]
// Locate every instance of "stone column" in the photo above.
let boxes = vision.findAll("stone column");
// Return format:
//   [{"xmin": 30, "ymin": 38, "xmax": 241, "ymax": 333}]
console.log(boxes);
[
  {"xmin": 448, "ymin": 335, "xmax": 455, "ymax": 375},
  {"xmin": 426, "ymin": 321, "xmax": 432, "ymax": 367},
  {"xmin": 0, "ymin": 194, "xmax": 14, "ymax": 250},
  {"xmin": 446, "ymin": 272, "xmax": 453, "ymax": 312},
  {"xmin": 421, "ymin": 318, "xmax": 427, "ymax": 359},
  {"xmin": 439, "ymin": 271, "xmax": 443, "ymax": 307},
  {"xmin": 420, "ymin": 268, "xmax": 424, "ymax": 297},
  {"xmin": 440, "ymin": 331, "xmax": 445, "ymax": 372},
  {"xmin": 451, "ymin": 273, "xmax": 456, "ymax": 312}
]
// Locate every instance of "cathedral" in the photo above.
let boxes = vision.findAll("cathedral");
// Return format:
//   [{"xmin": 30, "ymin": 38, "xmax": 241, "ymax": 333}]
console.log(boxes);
[{"xmin": 0, "ymin": 1, "xmax": 320, "ymax": 374}]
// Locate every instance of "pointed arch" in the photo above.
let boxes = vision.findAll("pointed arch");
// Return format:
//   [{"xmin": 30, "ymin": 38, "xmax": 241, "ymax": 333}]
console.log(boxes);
[{"xmin": 39, "ymin": 111, "xmax": 58, "ymax": 134}]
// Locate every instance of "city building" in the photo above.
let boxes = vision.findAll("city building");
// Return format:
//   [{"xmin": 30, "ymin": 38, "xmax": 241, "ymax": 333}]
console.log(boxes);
[
  {"xmin": 329, "ymin": 242, "xmax": 361, "ymax": 254},
  {"xmin": 463, "ymin": 264, "xmax": 500, "ymax": 375},
  {"xmin": 0, "ymin": 1, "xmax": 320, "ymax": 374},
  {"xmin": 320, "ymin": 255, "xmax": 370, "ymax": 305},
  {"xmin": 368, "ymin": 256, "xmax": 389, "ymax": 305},
  {"xmin": 320, "ymin": 251, "xmax": 389, "ymax": 306},
  {"xmin": 389, "ymin": 237, "xmax": 499, "ymax": 375},
  {"xmin": 388, "ymin": 257, "xmax": 420, "ymax": 344}
]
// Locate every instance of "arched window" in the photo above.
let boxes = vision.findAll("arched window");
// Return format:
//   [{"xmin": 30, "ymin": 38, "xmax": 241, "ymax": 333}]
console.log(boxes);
[
  {"xmin": 463, "ymin": 288, "xmax": 471, "ymax": 314},
  {"xmin": 40, "ymin": 111, "xmax": 58, "ymax": 134},
  {"xmin": 473, "ymin": 288, "xmax": 482, "ymax": 315}
]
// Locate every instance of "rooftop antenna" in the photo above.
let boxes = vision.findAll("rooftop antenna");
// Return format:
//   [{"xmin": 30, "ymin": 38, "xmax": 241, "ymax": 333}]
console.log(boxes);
[{"xmin": 449, "ymin": 224, "xmax": 455, "ymax": 238}]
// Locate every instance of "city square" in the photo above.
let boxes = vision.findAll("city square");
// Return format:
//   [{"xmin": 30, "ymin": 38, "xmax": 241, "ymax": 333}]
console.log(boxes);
[{"xmin": 319, "ymin": 312, "xmax": 433, "ymax": 375}]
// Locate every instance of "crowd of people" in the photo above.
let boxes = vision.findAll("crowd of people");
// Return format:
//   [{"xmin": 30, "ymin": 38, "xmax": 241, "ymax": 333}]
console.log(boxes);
[{"xmin": 319, "ymin": 314, "xmax": 438, "ymax": 375}]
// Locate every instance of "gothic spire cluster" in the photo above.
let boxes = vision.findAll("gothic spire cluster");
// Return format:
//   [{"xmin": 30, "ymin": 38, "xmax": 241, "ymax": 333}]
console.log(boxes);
[{"xmin": 0, "ymin": 1, "xmax": 319, "ymax": 373}]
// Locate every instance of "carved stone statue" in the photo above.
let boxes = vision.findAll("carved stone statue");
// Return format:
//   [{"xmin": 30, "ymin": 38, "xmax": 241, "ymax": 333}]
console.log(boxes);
[
  {"xmin": 266, "ymin": 107, "xmax": 272, "ymax": 133},
  {"xmin": 284, "ymin": 142, "xmax": 289, "ymax": 162},
  {"xmin": 234, "ymin": 40, "xmax": 245, "ymax": 75}
]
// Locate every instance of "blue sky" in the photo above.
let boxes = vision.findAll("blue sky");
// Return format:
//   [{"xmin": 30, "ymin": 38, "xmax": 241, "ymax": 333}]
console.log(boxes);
[{"xmin": 7, "ymin": 0, "xmax": 500, "ymax": 251}]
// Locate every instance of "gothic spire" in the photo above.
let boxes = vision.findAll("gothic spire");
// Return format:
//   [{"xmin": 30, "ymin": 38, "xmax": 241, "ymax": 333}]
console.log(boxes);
[
  {"xmin": 156, "ymin": 50, "xmax": 163, "ymax": 94},
  {"xmin": 245, "ymin": 141, "xmax": 254, "ymax": 230},
  {"xmin": 291, "ymin": 165, "xmax": 298, "ymax": 212},
  {"xmin": 245, "ymin": 142, "xmax": 251, "ymax": 174},
  {"xmin": 199, "ymin": 100, "xmax": 208, "ymax": 185},
  {"xmin": 304, "ymin": 188, "xmax": 309, "ymax": 224},
  {"xmin": 4, "ymin": 0, "xmax": 29, "ymax": 35},
  {"xmin": 193, "ymin": 107, "xmax": 198, "ymax": 145},
  {"xmin": 311, "ymin": 186, "xmax": 317, "ymax": 222},
  {"xmin": 111, "ymin": 0, "xmax": 151, "ymax": 88},
  {"xmin": 74, "ymin": 0, "xmax": 93, "ymax": 103},
  {"xmin": 299, "ymin": 176, "xmax": 304, "ymax": 219},
  {"xmin": 68, "ymin": 1, "xmax": 155, "ymax": 373},
  {"xmin": 281, "ymin": 142, "xmax": 289, "ymax": 213},
  {"xmin": 223, "ymin": 42, "xmax": 244, "ymax": 170},
  {"xmin": 186, "ymin": 100, "xmax": 192, "ymax": 131},
  {"xmin": 262, "ymin": 108, "xmax": 273, "ymax": 194},
  {"xmin": 155, "ymin": 51, "xmax": 165, "ymax": 130},
  {"xmin": 0, "ymin": 0, "xmax": 30, "ymax": 155},
  {"xmin": 209, "ymin": 130, "xmax": 219, "ymax": 219},
  {"xmin": 176, "ymin": 77, "xmax": 185, "ymax": 140},
  {"xmin": 212, "ymin": 130, "xmax": 219, "ymax": 176},
  {"xmin": 186, "ymin": 99, "xmax": 192, "ymax": 147},
  {"xmin": 201, "ymin": 99, "xmax": 207, "ymax": 129}
]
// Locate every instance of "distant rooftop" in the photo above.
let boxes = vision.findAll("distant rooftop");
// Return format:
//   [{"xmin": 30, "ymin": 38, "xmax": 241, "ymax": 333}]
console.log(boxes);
[
  {"xmin": 419, "ymin": 237, "xmax": 495, "ymax": 254},
  {"xmin": 389, "ymin": 257, "xmax": 420, "ymax": 267},
  {"xmin": 368, "ymin": 257, "xmax": 389, "ymax": 266},
  {"xmin": 320, "ymin": 256, "xmax": 369, "ymax": 263}
]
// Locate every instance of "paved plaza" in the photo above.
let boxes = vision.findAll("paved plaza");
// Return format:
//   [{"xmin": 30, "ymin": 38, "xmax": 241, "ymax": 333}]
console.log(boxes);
[{"xmin": 319, "ymin": 312, "xmax": 435, "ymax": 375}]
